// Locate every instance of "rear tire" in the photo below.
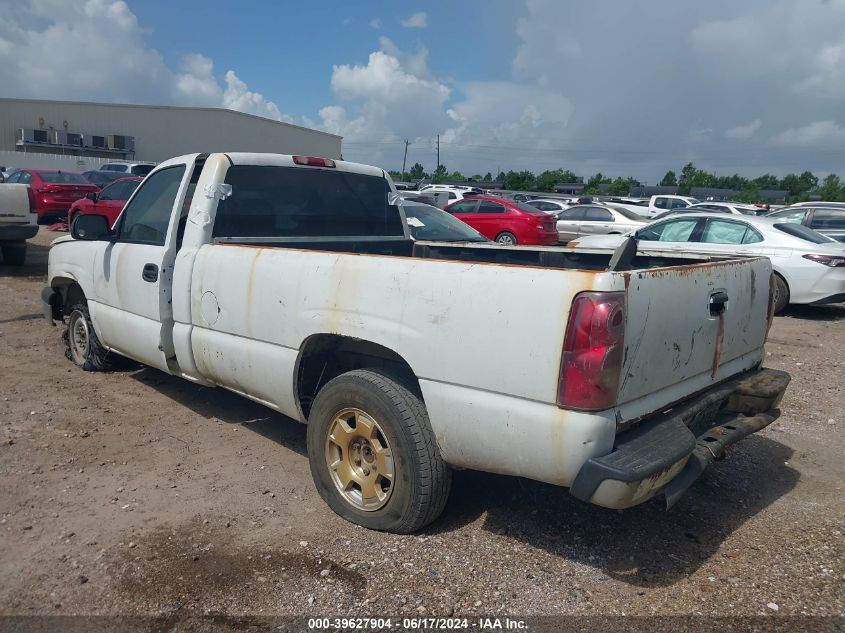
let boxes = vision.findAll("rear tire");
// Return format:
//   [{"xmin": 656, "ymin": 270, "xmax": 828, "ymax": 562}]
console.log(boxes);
[
  {"xmin": 1, "ymin": 245, "xmax": 26, "ymax": 266},
  {"xmin": 495, "ymin": 231, "xmax": 517, "ymax": 245},
  {"xmin": 64, "ymin": 302, "xmax": 127, "ymax": 371},
  {"xmin": 307, "ymin": 369, "xmax": 451, "ymax": 533},
  {"xmin": 772, "ymin": 274, "xmax": 790, "ymax": 315}
]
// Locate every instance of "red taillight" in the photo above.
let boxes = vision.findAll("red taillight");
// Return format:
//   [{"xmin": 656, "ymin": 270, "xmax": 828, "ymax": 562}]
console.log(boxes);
[
  {"xmin": 803, "ymin": 253, "xmax": 845, "ymax": 267},
  {"xmin": 558, "ymin": 291, "xmax": 626, "ymax": 410},
  {"xmin": 292, "ymin": 156, "xmax": 336, "ymax": 168}
]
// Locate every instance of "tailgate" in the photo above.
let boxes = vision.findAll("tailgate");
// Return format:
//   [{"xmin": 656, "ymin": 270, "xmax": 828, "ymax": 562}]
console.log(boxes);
[
  {"xmin": 616, "ymin": 257, "xmax": 771, "ymax": 418},
  {"xmin": 0, "ymin": 184, "xmax": 32, "ymax": 224}
]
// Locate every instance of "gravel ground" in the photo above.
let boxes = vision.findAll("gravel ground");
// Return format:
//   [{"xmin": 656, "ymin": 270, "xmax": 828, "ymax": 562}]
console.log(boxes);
[{"xmin": 0, "ymin": 230, "xmax": 843, "ymax": 624}]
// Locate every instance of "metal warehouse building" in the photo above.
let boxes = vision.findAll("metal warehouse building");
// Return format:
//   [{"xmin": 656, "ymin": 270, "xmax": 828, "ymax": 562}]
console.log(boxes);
[{"xmin": 0, "ymin": 97, "xmax": 341, "ymax": 170}]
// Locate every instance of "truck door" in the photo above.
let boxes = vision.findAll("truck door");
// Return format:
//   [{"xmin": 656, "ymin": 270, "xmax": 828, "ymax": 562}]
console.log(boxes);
[{"xmin": 89, "ymin": 157, "xmax": 196, "ymax": 372}]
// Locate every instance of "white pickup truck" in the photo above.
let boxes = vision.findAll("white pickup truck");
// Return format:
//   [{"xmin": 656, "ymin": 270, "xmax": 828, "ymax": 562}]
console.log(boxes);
[
  {"xmin": 43, "ymin": 153, "xmax": 790, "ymax": 533},
  {"xmin": 0, "ymin": 183, "xmax": 38, "ymax": 265},
  {"xmin": 647, "ymin": 194, "xmax": 699, "ymax": 217}
]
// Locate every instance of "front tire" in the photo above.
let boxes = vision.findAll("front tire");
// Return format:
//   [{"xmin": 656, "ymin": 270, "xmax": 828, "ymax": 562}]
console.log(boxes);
[
  {"xmin": 64, "ymin": 302, "xmax": 127, "ymax": 371},
  {"xmin": 495, "ymin": 231, "xmax": 517, "ymax": 245},
  {"xmin": 772, "ymin": 273, "xmax": 790, "ymax": 315},
  {"xmin": 306, "ymin": 369, "xmax": 451, "ymax": 533}
]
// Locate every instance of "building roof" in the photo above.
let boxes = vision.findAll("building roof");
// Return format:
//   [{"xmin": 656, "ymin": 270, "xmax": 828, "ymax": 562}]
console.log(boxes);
[{"xmin": 0, "ymin": 97, "xmax": 341, "ymax": 140}]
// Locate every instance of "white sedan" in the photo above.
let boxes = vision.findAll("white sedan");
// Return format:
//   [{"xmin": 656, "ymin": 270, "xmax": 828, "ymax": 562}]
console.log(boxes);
[
  {"xmin": 687, "ymin": 202, "xmax": 760, "ymax": 215},
  {"xmin": 569, "ymin": 212, "xmax": 845, "ymax": 313}
]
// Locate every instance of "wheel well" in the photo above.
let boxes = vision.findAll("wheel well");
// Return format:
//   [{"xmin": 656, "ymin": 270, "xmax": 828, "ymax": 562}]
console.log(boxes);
[
  {"xmin": 773, "ymin": 270, "xmax": 790, "ymax": 297},
  {"xmin": 52, "ymin": 279, "xmax": 85, "ymax": 317},
  {"xmin": 295, "ymin": 334, "xmax": 420, "ymax": 419}
]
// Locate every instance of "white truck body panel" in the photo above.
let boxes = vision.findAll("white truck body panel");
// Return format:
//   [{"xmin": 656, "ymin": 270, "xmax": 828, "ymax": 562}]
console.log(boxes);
[{"xmin": 46, "ymin": 153, "xmax": 778, "ymax": 500}]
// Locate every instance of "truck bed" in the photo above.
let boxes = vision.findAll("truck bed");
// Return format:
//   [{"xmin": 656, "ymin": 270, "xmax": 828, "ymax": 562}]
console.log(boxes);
[{"xmin": 211, "ymin": 236, "xmax": 731, "ymax": 272}]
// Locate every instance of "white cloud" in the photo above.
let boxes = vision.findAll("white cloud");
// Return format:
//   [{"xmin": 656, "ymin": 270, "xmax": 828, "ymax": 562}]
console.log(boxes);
[
  {"xmin": 0, "ymin": 0, "xmax": 292, "ymax": 122},
  {"xmin": 400, "ymin": 11, "xmax": 427, "ymax": 28},
  {"xmin": 223, "ymin": 71, "xmax": 290, "ymax": 122},
  {"xmin": 321, "ymin": 43, "xmax": 451, "ymax": 146},
  {"xmin": 369, "ymin": 18, "xmax": 381, "ymax": 29},
  {"xmin": 770, "ymin": 120, "xmax": 845, "ymax": 147},
  {"xmin": 725, "ymin": 119, "xmax": 762, "ymax": 141}
]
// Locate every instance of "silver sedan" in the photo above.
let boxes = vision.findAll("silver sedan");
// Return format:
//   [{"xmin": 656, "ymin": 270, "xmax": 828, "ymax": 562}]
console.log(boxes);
[{"xmin": 555, "ymin": 203, "xmax": 648, "ymax": 243}]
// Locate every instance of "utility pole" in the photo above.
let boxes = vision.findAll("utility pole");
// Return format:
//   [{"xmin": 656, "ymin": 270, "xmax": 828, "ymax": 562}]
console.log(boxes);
[
  {"xmin": 436, "ymin": 134, "xmax": 440, "ymax": 182},
  {"xmin": 401, "ymin": 139, "xmax": 410, "ymax": 182}
]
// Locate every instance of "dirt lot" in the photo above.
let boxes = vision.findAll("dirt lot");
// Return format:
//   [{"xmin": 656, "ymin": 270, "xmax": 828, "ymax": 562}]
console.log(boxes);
[{"xmin": 1, "ymin": 229, "xmax": 843, "ymax": 622}]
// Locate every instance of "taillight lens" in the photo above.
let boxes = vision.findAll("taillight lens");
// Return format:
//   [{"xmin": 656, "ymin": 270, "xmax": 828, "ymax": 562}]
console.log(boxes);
[
  {"xmin": 292, "ymin": 156, "xmax": 336, "ymax": 168},
  {"xmin": 558, "ymin": 291, "xmax": 626, "ymax": 410},
  {"xmin": 803, "ymin": 253, "xmax": 845, "ymax": 267}
]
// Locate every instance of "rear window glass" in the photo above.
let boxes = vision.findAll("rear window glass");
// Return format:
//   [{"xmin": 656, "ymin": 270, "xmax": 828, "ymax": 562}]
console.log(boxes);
[
  {"xmin": 773, "ymin": 223, "xmax": 834, "ymax": 244},
  {"xmin": 213, "ymin": 165, "xmax": 403, "ymax": 238},
  {"xmin": 131, "ymin": 165, "xmax": 154, "ymax": 176},
  {"xmin": 516, "ymin": 202, "xmax": 545, "ymax": 214},
  {"xmin": 39, "ymin": 172, "xmax": 89, "ymax": 184}
]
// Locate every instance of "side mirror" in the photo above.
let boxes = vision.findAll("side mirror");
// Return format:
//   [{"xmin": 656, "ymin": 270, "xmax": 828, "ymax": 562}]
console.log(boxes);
[
  {"xmin": 86, "ymin": 192, "xmax": 98, "ymax": 202},
  {"xmin": 72, "ymin": 214, "xmax": 112, "ymax": 241}
]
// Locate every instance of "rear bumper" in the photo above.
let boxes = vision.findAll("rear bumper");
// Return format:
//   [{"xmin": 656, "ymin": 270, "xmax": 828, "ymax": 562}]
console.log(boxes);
[
  {"xmin": 0, "ymin": 224, "xmax": 39, "ymax": 242},
  {"xmin": 569, "ymin": 368, "xmax": 791, "ymax": 510}
]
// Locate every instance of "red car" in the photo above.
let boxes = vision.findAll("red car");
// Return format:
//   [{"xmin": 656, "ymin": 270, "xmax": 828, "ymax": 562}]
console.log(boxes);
[
  {"xmin": 4, "ymin": 169, "xmax": 99, "ymax": 224},
  {"xmin": 444, "ymin": 196, "xmax": 559, "ymax": 245},
  {"xmin": 68, "ymin": 176, "xmax": 143, "ymax": 227}
]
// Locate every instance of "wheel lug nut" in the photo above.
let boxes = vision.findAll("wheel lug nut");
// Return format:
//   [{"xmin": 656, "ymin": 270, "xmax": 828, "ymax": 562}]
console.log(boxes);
[{"xmin": 362, "ymin": 467, "xmax": 370, "ymax": 476}]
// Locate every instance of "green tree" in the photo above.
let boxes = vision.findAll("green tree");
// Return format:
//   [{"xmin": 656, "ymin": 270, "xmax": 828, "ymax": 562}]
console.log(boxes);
[
  {"xmin": 495, "ymin": 171, "xmax": 507, "ymax": 183},
  {"xmin": 408, "ymin": 162, "xmax": 426, "ymax": 180},
  {"xmin": 584, "ymin": 172, "xmax": 611, "ymax": 194},
  {"xmin": 470, "ymin": 174, "xmax": 484, "ymax": 181},
  {"xmin": 483, "ymin": 172, "xmax": 493, "ymax": 181},
  {"xmin": 432, "ymin": 164, "xmax": 448, "ymax": 182},
  {"xmin": 818, "ymin": 174, "xmax": 844, "ymax": 201},
  {"xmin": 534, "ymin": 169, "xmax": 579, "ymax": 193},
  {"xmin": 677, "ymin": 162, "xmax": 698, "ymax": 194},
  {"xmin": 388, "ymin": 170, "xmax": 402, "ymax": 179},
  {"xmin": 608, "ymin": 176, "xmax": 636, "ymax": 196},
  {"xmin": 659, "ymin": 170, "xmax": 677, "ymax": 186},
  {"xmin": 504, "ymin": 170, "xmax": 536, "ymax": 191},
  {"xmin": 447, "ymin": 170, "xmax": 465, "ymax": 181},
  {"xmin": 752, "ymin": 174, "xmax": 779, "ymax": 190}
]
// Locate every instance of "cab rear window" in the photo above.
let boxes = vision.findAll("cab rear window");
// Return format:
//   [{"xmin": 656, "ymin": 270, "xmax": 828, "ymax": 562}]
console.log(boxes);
[{"xmin": 213, "ymin": 166, "xmax": 403, "ymax": 238}]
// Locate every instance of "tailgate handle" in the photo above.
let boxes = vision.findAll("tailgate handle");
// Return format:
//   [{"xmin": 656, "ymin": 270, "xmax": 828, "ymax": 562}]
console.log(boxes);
[
  {"xmin": 709, "ymin": 290, "xmax": 729, "ymax": 317},
  {"xmin": 142, "ymin": 263, "xmax": 159, "ymax": 283}
]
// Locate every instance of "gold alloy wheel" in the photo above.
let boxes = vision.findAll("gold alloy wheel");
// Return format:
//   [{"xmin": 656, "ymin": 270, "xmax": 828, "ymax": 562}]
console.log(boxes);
[{"xmin": 324, "ymin": 408, "xmax": 395, "ymax": 511}]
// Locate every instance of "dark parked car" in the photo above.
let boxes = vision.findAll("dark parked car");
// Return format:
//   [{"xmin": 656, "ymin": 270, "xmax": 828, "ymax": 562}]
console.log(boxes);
[
  {"xmin": 82, "ymin": 170, "xmax": 126, "ymax": 188},
  {"xmin": 401, "ymin": 202, "xmax": 488, "ymax": 243},
  {"xmin": 767, "ymin": 205, "xmax": 845, "ymax": 242}
]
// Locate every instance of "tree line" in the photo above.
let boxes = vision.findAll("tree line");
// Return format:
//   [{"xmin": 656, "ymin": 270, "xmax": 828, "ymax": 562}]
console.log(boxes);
[{"xmin": 388, "ymin": 161, "xmax": 845, "ymax": 202}]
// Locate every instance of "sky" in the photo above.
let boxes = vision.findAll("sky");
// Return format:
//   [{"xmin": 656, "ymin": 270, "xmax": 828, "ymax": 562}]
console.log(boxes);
[{"xmin": 2, "ymin": 0, "xmax": 845, "ymax": 182}]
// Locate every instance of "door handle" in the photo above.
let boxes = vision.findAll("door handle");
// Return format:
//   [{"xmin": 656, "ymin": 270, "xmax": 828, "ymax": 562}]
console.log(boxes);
[{"xmin": 142, "ymin": 263, "xmax": 159, "ymax": 283}]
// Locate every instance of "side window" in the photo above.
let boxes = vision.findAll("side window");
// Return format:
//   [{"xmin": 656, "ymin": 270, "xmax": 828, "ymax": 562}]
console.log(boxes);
[
  {"xmin": 448, "ymin": 200, "xmax": 479, "ymax": 214},
  {"xmin": 116, "ymin": 166, "xmax": 186, "ymax": 244},
  {"xmin": 639, "ymin": 218, "xmax": 699, "ymax": 242},
  {"xmin": 701, "ymin": 219, "xmax": 751, "ymax": 244},
  {"xmin": 6, "ymin": 172, "xmax": 19, "ymax": 183},
  {"xmin": 742, "ymin": 227, "xmax": 763, "ymax": 244},
  {"xmin": 557, "ymin": 207, "xmax": 586, "ymax": 221},
  {"xmin": 809, "ymin": 209, "xmax": 845, "ymax": 230},
  {"xmin": 768, "ymin": 208, "xmax": 807, "ymax": 224},
  {"xmin": 448, "ymin": 192, "xmax": 458, "ymax": 200},
  {"xmin": 19, "ymin": 172, "xmax": 32, "ymax": 185},
  {"xmin": 583, "ymin": 207, "xmax": 613, "ymax": 222},
  {"xmin": 669, "ymin": 198, "xmax": 689, "ymax": 209},
  {"xmin": 98, "ymin": 181, "xmax": 122, "ymax": 201},
  {"xmin": 654, "ymin": 197, "xmax": 668, "ymax": 209},
  {"xmin": 478, "ymin": 201, "xmax": 506, "ymax": 214}
]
